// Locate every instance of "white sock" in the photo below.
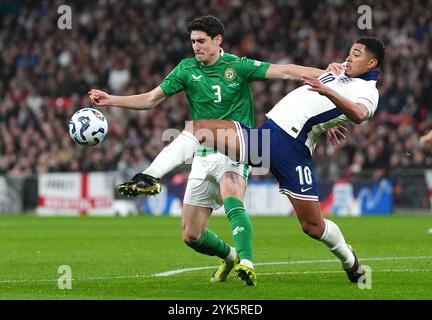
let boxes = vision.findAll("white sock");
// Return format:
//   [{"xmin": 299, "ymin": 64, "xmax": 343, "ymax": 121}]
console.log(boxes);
[
  {"xmin": 319, "ymin": 219, "xmax": 355, "ymax": 269},
  {"xmin": 143, "ymin": 130, "xmax": 200, "ymax": 178},
  {"xmin": 224, "ymin": 247, "xmax": 237, "ymax": 262},
  {"xmin": 240, "ymin": 259, "xmax": 254, "ymax": 270}
]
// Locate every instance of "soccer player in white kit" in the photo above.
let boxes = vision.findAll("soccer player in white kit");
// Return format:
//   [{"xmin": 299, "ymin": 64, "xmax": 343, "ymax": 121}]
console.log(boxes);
[{"xmin": 139, "ymin": 36, "xmax": 385, "ymax": 283}]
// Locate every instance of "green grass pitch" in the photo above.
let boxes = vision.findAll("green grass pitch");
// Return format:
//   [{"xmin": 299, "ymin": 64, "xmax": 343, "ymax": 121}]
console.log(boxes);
[{"xmin": 0, "ymin": 215, "xmax": 431, "ymax": 300}]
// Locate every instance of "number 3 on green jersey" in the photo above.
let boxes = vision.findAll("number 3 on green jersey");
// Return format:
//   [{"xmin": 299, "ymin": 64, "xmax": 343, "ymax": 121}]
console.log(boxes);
[{"xmin": 212, "ymin": 85, "xmax": 222, "ymax": 103}]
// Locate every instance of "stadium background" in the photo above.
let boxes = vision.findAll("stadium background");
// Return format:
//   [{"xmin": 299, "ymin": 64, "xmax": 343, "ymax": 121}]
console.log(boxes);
[
  {"xmin": 0, "ymin": 0, "xmax": 432, "ymax": 301},
  {"xmin": 1, "ymin": 0, "xmax": 431, "ymax": 215}
]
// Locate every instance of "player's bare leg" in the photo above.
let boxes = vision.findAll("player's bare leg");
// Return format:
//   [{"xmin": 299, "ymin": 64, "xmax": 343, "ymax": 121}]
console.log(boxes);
[
  {"xmin": 221, "ymin": 172, "xmax": 256, "ymax": 286},
  {"xmin": 287, "ymin": 196, "xmax": 366, "ymax": 283},
  {"xmin": 181, "ymin": 204, "xmax": 237, "ymax": 282},
  {"xmin": 182, "ymin": 204, "xmax": 212, "ymax": 245},
  {"xmin": 186, "ymin": 120, "xmax": 241, "ymax": 161},
  {"xmin": 183, "ymin": 204, "xmax": 238, "ymax": 283}
]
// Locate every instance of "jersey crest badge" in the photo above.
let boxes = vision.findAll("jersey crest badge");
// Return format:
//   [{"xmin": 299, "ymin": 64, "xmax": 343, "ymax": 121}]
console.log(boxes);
[
  {"xmin": 224, "ymin": 68, "xmax": 237, "ymax": 81},
  {"xmin": 338, "ymin": 76, "xmax": 352, "ymax": 84}
]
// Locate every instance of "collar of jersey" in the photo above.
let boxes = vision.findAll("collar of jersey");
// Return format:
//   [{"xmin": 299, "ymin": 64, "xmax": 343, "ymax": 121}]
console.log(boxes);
[
  {"xmin": 355, "ymin": 70, "xmax": 378, "ymax": 81},
  {"xmin": 197, "ymin": 48, "xmax": 227, "ymax": 68}
]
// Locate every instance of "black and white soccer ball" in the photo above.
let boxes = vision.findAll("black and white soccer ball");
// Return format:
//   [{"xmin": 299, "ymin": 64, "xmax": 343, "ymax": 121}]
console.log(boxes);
[{"xmin": 69, "ymin": 108, "xmax": 108, "ymax": 146}]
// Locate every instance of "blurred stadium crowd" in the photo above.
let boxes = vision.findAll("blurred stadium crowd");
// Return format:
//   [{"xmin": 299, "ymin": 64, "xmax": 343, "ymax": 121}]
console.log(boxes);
[{"xmin": 0, "ymin": 0, "xmax": 431, "ymax": 184}]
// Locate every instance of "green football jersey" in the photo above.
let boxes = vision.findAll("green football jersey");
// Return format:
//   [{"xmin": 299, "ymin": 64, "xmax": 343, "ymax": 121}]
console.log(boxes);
[{"xmin": 160, "ymin": 50, "xmax": 270, "ymax": 155}]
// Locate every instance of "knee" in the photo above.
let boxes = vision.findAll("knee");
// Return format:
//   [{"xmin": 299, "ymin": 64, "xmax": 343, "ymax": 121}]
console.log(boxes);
[
  {"xmin": 182, "ymin": 230, "xmax": 201, "ymax": 246},
  {"xmin": 300, "ymin": 220, "xmax": 325, "ymax": 239}
]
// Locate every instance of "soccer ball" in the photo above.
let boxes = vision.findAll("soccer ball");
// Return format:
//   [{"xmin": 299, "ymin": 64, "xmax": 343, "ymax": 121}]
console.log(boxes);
[{"xmin": 69, "ymin": 108, "xmax": 108, "ymax": 146}]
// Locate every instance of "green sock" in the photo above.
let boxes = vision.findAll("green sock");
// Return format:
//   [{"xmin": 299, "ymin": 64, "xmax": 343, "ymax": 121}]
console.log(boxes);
[
  {"xmin": 224, "ymin": 197, "xmax": 253, "ymax": 262},
  {"xmin": 186, "ymin": 230, "xmax": 231, "ymax": 259}
]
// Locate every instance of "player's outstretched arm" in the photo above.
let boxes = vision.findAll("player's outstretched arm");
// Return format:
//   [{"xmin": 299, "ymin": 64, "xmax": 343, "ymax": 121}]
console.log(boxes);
[
  {"xmin": 88, "ymin": 86, "xmax": 167, "ymax": 110},
  {"xmin": 265, "ymin": 63, "xmax": 345, "ymax": 81},
  {"xmin": 303, "ymin": 76, "xmax": 369, "ymax": 124}
]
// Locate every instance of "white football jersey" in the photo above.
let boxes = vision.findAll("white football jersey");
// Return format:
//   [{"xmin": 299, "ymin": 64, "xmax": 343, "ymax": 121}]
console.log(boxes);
[{"xmin": 265, "ymin": 71, "xmax": 379, "ymax": 155}]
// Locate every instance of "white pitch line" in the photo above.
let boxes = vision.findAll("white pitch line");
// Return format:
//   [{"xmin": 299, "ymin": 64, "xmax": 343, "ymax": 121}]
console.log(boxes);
[
  {"xmin": 153, "ymin": 266, "xmax": 218, "ymax": 277},
  {"xmin": 258, "ymin": 269, "xmax": 432, "ymax": 276},
  {"xmin": 153, "ymin": 255, "xmax": 432, "ymax": 277},
  {"xmin": 0, "ymin": 255, "xmax": 430, "ymax": 284}
]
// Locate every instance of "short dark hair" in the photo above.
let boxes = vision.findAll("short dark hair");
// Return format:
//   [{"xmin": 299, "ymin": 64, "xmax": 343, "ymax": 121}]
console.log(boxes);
[
  {"xmin": 187, "ymin": 15, "xmax": 225, "ymax": 38},
  {"xmin": 356, "ymin": 36, "xmax": 385, "ymax": 68}
]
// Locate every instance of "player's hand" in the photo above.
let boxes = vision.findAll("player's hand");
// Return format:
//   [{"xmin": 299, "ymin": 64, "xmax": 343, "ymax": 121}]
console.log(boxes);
[
  {"xmin": 88, "ymin": 89, "xmax": 112, "ymax": 106},
  {"xmin": 420, "ymin": 130, "xmax": 432, "ymax": 149},
  {"xmin": 326, "ymin": 62, "xmax": 346, "ymax": 76},
  {"xmin": 303, "ymin": 76, "xmax": 329, "ymax": 95},
  {"xmin": 326, "ymin": 125, "xmax": 348, "ymax": 146}
]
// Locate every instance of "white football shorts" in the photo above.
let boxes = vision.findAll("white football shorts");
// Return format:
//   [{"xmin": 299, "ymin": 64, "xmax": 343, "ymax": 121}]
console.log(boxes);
[{"xmin": 183, "ymin": 153, "xmax": 251, "ymax": 210}]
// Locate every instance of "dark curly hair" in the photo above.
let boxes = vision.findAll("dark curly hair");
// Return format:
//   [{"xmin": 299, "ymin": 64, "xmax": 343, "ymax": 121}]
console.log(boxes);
[
  {"xmin": 187, "ymin": 15, "xmax": 225, "ymax": 38},
  {"xmin": 356, "ymin": 37, "xmax": 386, "ymax": 68}
]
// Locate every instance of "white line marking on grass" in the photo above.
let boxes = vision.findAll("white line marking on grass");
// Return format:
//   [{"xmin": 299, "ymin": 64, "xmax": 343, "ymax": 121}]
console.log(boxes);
[
  {"xmin": 0, "ymin": 255, "xmax": 430, "ymax": 284},
  {"xmin": 153, "ymin": 255, "xmax": 432, "ymax": 277},
  {"xmin": 258, "ymin": 269, "xmax": 432, "ymax": 276},
  {"xmin": 154, "ymin": 266, "xmax": 216, "ymax": 277}
]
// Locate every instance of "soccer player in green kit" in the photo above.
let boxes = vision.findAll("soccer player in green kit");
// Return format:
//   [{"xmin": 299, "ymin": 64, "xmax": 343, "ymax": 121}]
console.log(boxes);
[{"xmin": 89, "ymin": 15, "xmax": 343, "ymax": 286}]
